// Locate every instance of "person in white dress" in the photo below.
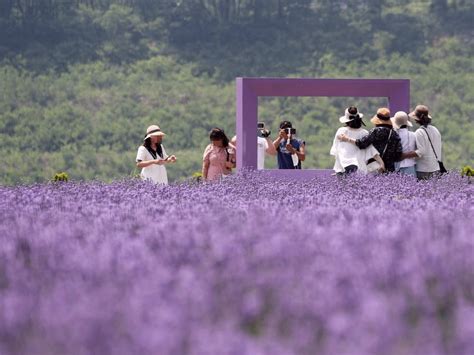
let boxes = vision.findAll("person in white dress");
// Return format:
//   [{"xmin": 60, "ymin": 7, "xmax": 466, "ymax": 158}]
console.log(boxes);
[
  {"xmin": 136, "ymin": 125, "xmax": 176, "ymax": 184},
  {"xmin": 330, "ymin": 107, "xmax": 385, "ymax": 176}
]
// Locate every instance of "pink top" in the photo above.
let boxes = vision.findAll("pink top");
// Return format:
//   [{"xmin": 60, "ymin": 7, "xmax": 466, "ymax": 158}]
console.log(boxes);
[{"xmin": 203, "ymin": 144, "xmax": 236, "ymax": 181}]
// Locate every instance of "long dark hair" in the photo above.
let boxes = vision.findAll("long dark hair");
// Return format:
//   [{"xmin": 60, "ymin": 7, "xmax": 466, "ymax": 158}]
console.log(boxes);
[
  {"xmin": 209, "ymin": 128, "xmax": 230, "ymax": 147},
  {"xmin": 143, "ymin": 137, "xmax": 163, "ymax": 159},
  {"xmin": 346, "ymin": 106, "xmax": 365, "ymax": 129}
]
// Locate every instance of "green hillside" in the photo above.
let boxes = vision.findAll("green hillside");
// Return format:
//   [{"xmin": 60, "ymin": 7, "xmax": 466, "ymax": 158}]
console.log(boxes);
[{"xmin": 0, "ymin": 1, "xmax": 473, "ymax": 184}]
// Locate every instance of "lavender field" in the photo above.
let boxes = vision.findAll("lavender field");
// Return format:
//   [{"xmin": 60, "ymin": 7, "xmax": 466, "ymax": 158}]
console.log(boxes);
[{"xmin": 0, "ymin": 172, "xmax": 473, "ymax": 355}]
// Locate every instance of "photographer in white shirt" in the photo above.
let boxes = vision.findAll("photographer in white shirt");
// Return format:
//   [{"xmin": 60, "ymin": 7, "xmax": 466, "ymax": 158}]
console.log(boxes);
[{"xmin": 230, "ymin": 122, "xmax": 276, "ymax": 170}]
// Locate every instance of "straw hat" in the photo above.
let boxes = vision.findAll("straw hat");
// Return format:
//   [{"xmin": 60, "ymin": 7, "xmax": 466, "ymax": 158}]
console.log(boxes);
[
  {"xmin": 391, "ymin": 111, "xmax": 413, "ymax": 130},
  {"xmin": 144, "ymin": 125, "xmax": 166, "ymax": 140},
  {"xmin": 339, "ymin": 107, "xmax": 364, "ymax": 124},
  {"xmin": 370, "ymin": 108, "xmax": 392, "ymax": 126}
]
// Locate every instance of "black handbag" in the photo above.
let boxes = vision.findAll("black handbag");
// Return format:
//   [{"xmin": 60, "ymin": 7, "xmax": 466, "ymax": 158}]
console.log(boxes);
[
  {"xmin": 366, "ymin": 129, "xmax": 392, "ymax": 173},
  {"xmin": 421, "ymin": 127, "xmax": 447, "ymax": 174}
]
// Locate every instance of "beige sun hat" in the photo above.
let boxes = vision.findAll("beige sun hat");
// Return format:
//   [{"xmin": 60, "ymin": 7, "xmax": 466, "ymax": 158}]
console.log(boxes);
[
  {"xmin": 370, "ymin": 107, "xmax": 392, "ymax": 126},
  {"xmin": 144, "ymin": 125, "xmax": 166, "ymax": 140},
  {"xmin": 391, "ymin": 111, "xmax": 413, "ymax": 129}
]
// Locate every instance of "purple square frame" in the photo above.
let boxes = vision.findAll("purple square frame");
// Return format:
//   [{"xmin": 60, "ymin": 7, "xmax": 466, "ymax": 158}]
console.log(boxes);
[{"xmin": 236, "ymin": 77, "xmax": 410, "ymax": 179}]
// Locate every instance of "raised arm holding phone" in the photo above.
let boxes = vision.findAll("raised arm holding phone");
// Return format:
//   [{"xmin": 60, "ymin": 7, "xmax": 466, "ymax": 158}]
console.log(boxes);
[
  {"xmin": 273, "ymin": 121, "xmax": 305, "ymax": 169},
  {"xmin": 136, "ymin": 125, "xmax": 177, "ymax": 185}
]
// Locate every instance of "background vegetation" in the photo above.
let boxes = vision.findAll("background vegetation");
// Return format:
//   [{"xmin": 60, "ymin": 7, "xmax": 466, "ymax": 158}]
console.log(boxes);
[{"xmin": 0, "ymin": 0, "xmax": 472, "ymax": 184}]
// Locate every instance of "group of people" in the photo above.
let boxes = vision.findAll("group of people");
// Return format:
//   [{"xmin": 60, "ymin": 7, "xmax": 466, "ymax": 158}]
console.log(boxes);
[
  {"xmin": 332, "ymin": 104, "xmax": 443, "ymax": 180},
  {"xmin": 135, "ymin": 104, "xmax": 443, "ymax": 184}
]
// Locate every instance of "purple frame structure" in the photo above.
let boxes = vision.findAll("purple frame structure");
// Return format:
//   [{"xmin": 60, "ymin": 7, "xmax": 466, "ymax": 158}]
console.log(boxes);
[{"xmin": 236, "ymin": 77, "xmax": 410, "ymax": 179}]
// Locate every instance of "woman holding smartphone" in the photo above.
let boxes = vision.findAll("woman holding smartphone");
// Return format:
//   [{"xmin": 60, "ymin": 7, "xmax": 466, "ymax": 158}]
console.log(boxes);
[
  {"xmin": 136, "ymin": 125, "xmax": 176, "ymax": 185},
  {"xmin": 202, "ymin": 128, "xmax": 235, "ymax": 181}
]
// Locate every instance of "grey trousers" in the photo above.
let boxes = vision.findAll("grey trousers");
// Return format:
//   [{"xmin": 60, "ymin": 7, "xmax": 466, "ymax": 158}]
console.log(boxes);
[{"xmin": 416, "ymin": 171, "xmax": 439, "ymax": 180}]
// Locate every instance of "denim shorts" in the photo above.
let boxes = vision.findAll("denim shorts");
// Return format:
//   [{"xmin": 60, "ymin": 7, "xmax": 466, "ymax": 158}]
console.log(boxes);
[{"xmin": 398, "ymin": 165, "xmax": 416, "ymax": 176}]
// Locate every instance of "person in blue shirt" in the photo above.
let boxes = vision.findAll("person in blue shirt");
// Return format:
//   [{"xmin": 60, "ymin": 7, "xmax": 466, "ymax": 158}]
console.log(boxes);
[{"xmin": 272, "ymin": 121, "xmax": 306, "ymax": 169}]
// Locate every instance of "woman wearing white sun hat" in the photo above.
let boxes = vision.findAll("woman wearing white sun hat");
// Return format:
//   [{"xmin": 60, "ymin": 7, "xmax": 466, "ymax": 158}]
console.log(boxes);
[
  {"xmin": 136, "ymin": 125, "xmax": 177, "ymax": 184},
  {"xmin": 330, "ymin": 106, "xmax": 385, "ymax": 175}
]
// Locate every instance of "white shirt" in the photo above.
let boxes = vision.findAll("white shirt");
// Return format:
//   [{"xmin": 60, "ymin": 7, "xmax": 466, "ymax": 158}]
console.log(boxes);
[
  {"xmin": 330, "ymin": 127, "xmax": 379, "ymax": 173},
  {"xmin": 257, "ymin": 137, "xmax": 269, "ymax": 170},
  {"xmin": 136, "ymin": 145, "xmax": 169, "ymax": 184},
  {"xmin": 414, "ymin": 125, "xmax": 442, "ymax": 173},
  {"xmin": 397, "ymin": 128, "xmax": 416, "ymax": 168}
]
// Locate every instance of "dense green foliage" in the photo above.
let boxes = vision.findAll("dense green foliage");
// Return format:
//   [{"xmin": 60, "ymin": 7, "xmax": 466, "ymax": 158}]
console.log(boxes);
[{"xmin": 0, "ymin": 0, "xmax": 473, "ymax": 184}]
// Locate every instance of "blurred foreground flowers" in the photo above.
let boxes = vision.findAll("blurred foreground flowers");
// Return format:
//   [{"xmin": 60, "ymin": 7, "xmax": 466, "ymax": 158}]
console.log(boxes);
[{"xmin": 0, "ymin": 172, "xmax": 473, "ymax": 355}]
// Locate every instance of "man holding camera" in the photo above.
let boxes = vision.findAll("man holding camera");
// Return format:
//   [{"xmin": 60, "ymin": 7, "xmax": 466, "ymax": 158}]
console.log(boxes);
[{"xmin": 273, "ymin": 120, "xmax": 306, "ymax": 169}]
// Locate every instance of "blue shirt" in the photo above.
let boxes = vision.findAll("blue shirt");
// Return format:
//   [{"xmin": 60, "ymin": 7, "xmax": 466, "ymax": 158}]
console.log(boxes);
[{"xmin": 277, "ymin": 138, "xmax": 305, "ymax": 169}]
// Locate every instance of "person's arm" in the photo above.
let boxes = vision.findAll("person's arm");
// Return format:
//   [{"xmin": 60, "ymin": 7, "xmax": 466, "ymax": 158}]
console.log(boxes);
[
  {"xmin": 273, "ymin": 129, "xmax": 285, "ymax": 150},
  {"xmin": 136, "ymin": 159, "xmax": 165, "ymax": 168},
  {"xmin": 202, "ymin": 145, "xmax": 211, "ymax": 180},
  {"xmin": 340, "ymin": 130, "xmax": 374, "ymax": 149},
  {"xmin": 136, "ymin": 146, "xmax": 167, "ymax": 168},
  {"xmin": 225, "ymin": 153, "xmax": 236, "ymax": 169},
  {"xmin": 286, "ymin": 141, "xmax": 306, "ymax": 161},
  {"xmin": 202, "ymin": 161, "xmax": 209, "ymax": 180},
  {"xmin": 401, "ymin": 151, "xmax": 419, "ymax": 159},
  {"xmin": 265, "ymin": 137, "xmax": 277, "ymax": 156},
  {"xmin": 354, "ymin": 130, "xmax": 375, "ymax": 149},
  {"xmin": 225, "ymin": 144, "xmax": 236, "ymax": 169},
  {"xmin": 373, "ymin": 154, "xmax": 385, "ymax": 172},
  {"xmin": 294, "ymin": 143, "xmax": 306, "ymax": 161},
  {"xmin": 161, "ymin": 146, "xmax": 177, "ymax": 163}
]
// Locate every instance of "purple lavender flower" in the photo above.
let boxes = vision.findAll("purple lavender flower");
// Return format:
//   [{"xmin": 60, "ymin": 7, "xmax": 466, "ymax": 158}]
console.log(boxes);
[{"xmin": 0, "ymin": 172, "xmax": 472, "ymax": 354}]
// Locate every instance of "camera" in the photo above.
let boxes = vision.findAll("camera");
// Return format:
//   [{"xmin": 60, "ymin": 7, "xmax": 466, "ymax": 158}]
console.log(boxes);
[
  {"xmin": 258, "ymin": 122, "xmax": 271, "ymax": 138},
  {"xmin": 286, "ymin": 128, "xmax": 296, "ymax": 135}
]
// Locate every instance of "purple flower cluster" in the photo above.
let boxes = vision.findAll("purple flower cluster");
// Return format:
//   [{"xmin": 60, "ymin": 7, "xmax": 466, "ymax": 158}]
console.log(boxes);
[{"xmin": 0, "ymin": 173, "xmax": 473, "ymax": 355}]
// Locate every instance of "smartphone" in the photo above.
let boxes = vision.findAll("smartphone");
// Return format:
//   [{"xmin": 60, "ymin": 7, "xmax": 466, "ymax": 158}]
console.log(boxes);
[{"xmin": 257, "ymin": 122, "xmax": 265, "ymax": 129}]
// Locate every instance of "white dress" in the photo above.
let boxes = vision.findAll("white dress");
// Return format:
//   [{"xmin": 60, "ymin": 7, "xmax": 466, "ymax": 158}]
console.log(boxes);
[
  {"xmin": 330, "ymin": 127, "xmax": 379, "ymax": 174},
  {"xmin": 136, "ymin": 145, "xmax": 169, "ymax": 184}
]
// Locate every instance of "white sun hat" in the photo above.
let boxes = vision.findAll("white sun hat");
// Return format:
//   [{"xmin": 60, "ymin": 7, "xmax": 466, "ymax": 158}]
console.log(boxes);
[
  {"xmin": 339, "ymin": 107, "xmax": 364, "ymax": 123},
  {"xmin": 144, "ymin": 125, "xmax": 166, "ymax": 140},
  {"xmin": 391, "ymin": 111, "xmax": 413, "ymax": 130}
]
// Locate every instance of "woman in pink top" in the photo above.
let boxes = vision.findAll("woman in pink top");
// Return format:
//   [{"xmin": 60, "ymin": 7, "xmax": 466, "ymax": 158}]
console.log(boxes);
[{"xmin": 202, "ymin": 128, "xmax": 236, "ymax": 181}]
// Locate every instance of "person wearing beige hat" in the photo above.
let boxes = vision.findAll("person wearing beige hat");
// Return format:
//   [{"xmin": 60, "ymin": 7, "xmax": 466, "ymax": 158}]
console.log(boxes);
[
  {"xmin": 136, "ymin": 125, "xmax": 176, "ymax": 184},
  {"xmin": 401, "ymin": 105, "xmax": 444, "ymax": 180},
  {"xmin": 338, "ymin": 107, "xmax": 402, "ymax": 172},
  {"xmin": 391, "ymin": 111, "xmax": 417, "ymax": 176}
]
